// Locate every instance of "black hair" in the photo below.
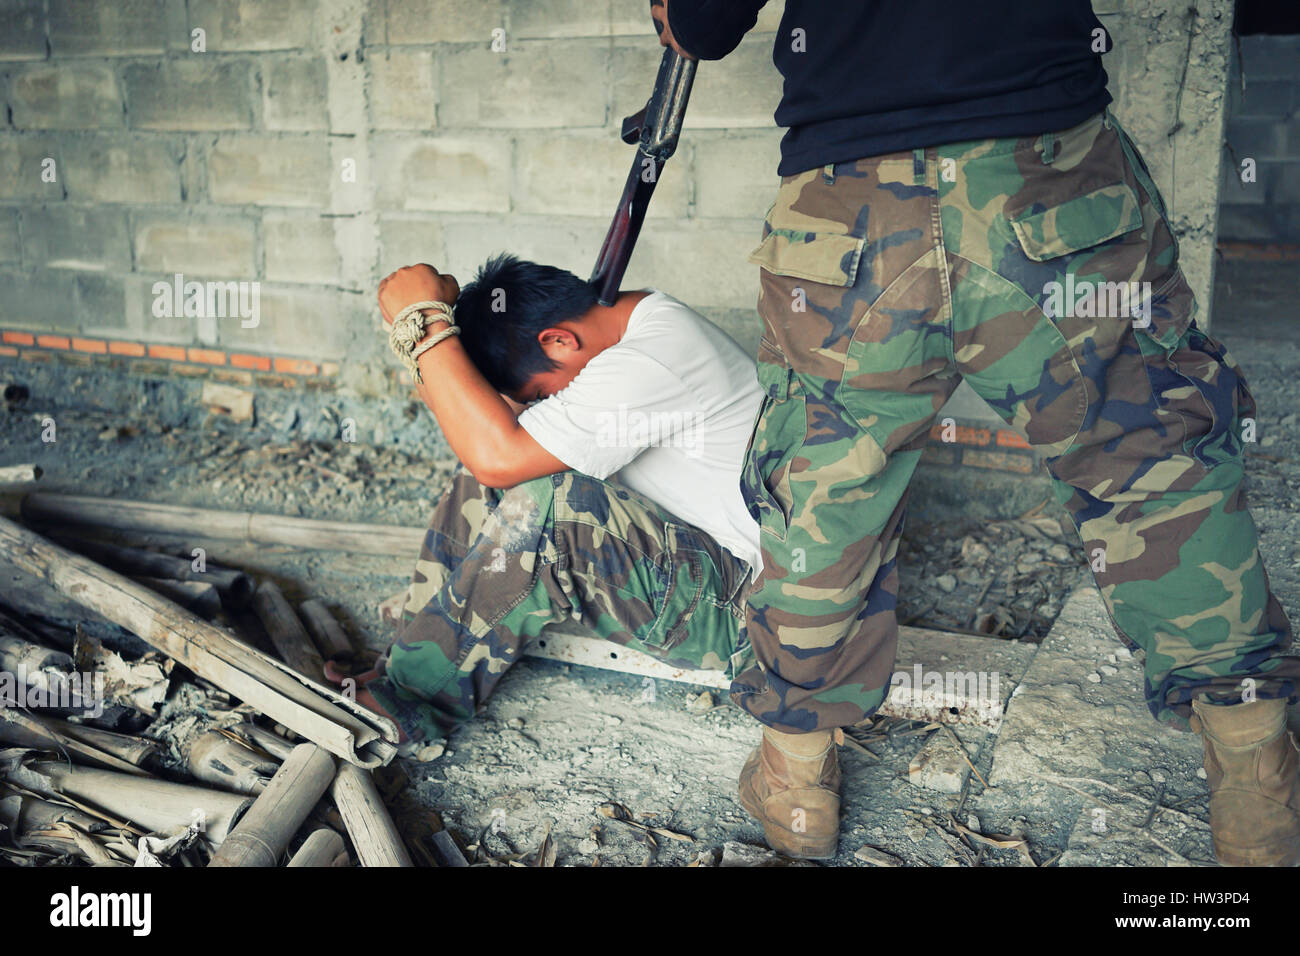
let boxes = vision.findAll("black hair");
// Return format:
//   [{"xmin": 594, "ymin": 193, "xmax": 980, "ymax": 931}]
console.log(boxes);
[{"xmin": 453, "ymin": 253, "xmax": 598, "ymax": 393}]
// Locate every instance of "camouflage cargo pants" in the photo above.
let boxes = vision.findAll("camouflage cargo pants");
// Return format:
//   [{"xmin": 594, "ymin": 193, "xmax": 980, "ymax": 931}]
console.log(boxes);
[
  {"xmin": 368, "ymin": 468, "xmax": 752, "ymax": 742},
  {"xmin": 735, "ymin": 108, "xmax": 1299, "ymax": 734}
]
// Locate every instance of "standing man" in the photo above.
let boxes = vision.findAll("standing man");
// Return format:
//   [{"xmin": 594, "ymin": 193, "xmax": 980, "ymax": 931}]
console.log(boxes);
[{"xmin": 652, "ymin": 0, "xmax": 1300, "ymax": 864}]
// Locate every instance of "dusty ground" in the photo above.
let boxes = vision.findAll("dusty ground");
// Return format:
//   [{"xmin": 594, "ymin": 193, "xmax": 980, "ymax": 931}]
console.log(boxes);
[{"xmin": 1, "ymin": 258, "xmax": 1298, "ymax": 867}]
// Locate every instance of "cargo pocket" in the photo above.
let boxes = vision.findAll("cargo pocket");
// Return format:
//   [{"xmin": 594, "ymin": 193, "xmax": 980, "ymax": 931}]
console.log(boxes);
[
  {"xmin": 740, "ymin": 340, "xmax": 808, "ymax": 542},
  {"xmin": 1008, "ymin": 182, "xmax": 1145, "ymax": 263},
  {"xmin": 1134, "ymin": 273, "xmax": 1253, "ymax": 469},
  {"xmin": 640, "ymin": 523, "xmax": 706, "ymax": 652},
  {"xmin": 746, "ymin": 169, "xmax": 867, "ymax": 288}
]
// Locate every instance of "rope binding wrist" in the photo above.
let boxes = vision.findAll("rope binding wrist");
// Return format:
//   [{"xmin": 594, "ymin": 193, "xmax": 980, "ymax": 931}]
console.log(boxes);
[{"xmin": 388, "ymin": 299, "xmax": 459, "ymax": 384}]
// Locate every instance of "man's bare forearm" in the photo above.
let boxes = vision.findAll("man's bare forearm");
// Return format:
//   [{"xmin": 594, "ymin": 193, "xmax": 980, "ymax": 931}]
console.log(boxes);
[{"xmin": 411, "ymin": 318, "xmax": 526, "ymax": 478}]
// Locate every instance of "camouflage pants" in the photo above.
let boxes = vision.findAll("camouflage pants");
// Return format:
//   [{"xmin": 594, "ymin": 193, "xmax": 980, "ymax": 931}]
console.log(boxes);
[
  {"xmin": 735, "ymin": 108, "xmax": 1299, "ymax": 734},
  {"xmin": 368, "ymin": 468, "xmax": 752, "ymax": 742}
]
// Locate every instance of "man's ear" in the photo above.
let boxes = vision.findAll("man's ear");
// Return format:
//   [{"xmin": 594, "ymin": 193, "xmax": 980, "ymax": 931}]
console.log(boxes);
[{"xmin": 537, "ymin": 326, "xmax": 580, "ymax": 358}]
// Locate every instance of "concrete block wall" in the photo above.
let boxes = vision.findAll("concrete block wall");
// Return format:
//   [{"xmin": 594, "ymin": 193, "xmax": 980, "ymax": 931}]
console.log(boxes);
[
  {"xmin": 1, "ymin": 0, "xmax": 1231, "ymax": 410},
  {"xmin": 1218, "ymin": 34, "xmax": 1300, "ymax": 241}
]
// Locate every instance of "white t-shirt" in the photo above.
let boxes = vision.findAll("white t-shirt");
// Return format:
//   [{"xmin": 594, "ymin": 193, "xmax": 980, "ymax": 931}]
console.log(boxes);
[{"xmin": 518, "ymin": 290, "xmax": 764, "ymax": 575}]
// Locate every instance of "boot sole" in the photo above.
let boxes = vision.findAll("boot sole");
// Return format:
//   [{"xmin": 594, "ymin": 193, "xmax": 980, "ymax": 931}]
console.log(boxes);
[{"xmin": 1213, "ymin": 838, "xmax": 1300, "ymax": 867}]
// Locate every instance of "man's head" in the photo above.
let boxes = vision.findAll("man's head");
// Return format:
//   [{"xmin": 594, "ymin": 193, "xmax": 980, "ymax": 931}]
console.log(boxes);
[{"xmin": 454, "ymin": 253, "xmax": 603, "ymax": 404}]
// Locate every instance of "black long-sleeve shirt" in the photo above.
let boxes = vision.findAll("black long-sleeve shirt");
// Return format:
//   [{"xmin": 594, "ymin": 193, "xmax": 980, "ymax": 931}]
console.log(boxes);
[{"xmin": 667, "ymin": 0, "xmax": 1112, "ymax": 176}]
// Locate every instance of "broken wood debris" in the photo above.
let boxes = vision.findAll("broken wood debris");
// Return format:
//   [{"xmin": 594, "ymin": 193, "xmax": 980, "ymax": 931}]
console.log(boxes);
[
  {"xmin": 209, "ymin": 743, "xmax": 335, "ymax": 867},
  {"xmin": 251, "ymin": 580, "xmax": 327, "ymax": 681},
  {"xmin": 329, "ymin": 762, "xmax": 413, "ymax": 867},
  {"xmin": 0, "ymin": 515, "xmax": 397, "ymax": 768}
]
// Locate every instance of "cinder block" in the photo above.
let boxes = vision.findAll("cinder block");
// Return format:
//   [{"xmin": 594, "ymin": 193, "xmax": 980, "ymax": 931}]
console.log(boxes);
[
  {"xmin": 0, "ymin": 0, "xmax": 46, "ymax": 62},
  {"xmin": 0, "ymin": 269, "xmax": 75, "ymax": 329},
  {"xmin": 262, "ymin": 56, "xmax": 329, "ymax": 132},
  {"xmin": 697, "ymin": 307, "xmax": 761, "ymax": 355},
  {"xmin": 125, "ymin": 59, "xmax": 253, "ymax": 130},
  {"xmin": 1275, "ymin": 158, "xmax": 1300, "ymax": 204},
  {"xmin": 1218, "ymin": 154, "xmax": 1265, "ymax": 206},
  {"xmin": 508, "ymin": 0, "xmax": 611, "ymax": 39},
  {"xmin": 438, "ymin": 41, "xmax": 607, "ymax": 129},
  {"xmin": 680, "ymin": 35, "xmax": 780, "ymax": 129},
  {"xmin": 0, "ymin": 269, "xmax": 123, "ymax": 332},
  {"xmin": 1230, "ymin": 79, "xmax": 1293, "ymax": 120},
  {"xmin": 378, "ymin": 217, "xmax": 447, "ymax": 279},
  {"xmin": 218, "ymin": 286, "xmax": 356, "ymax": 358},
  {"xmin": 439, "ymin": 216, "xmax": 607, "ymax": 282},
  {"xmin": 64, "ymin": 135, "xmax": 183, "ymax": 203},
  {"xmin": 264, "ymin": 215, "xmax": 339, "ymax": 284},
  {"xmin": 373, "ymin": 134, "xmax": 511, "ymax": 212},
  {"xmin": 73, "ymin": 272, "xmax": 127, "ymax": 334},
  {"xmin": 692, "ymin": 130, "xmax": 784, "ymax": 219},
  {"xmin": 187, "ymin": 0, "xmax": 316, "ymax": 52},
  {"xmin": 9, "ymin": 64, "xmax": 123, "ymax": 130},
  {"xmin": 622, "ymin": 222, "xmax": 762, "ymax": 309},
  {"xmin": 611, "ymin": 42, "xmax": 669, "ymax": 129},
  {"xmin": 0, "ymin": 135, "xmax": 64, "ymax": 200},
  {"xmin": 368, "ymin": 49, "xmax": 436, "ymax": 130},
  {"xmin": 1225, "ymin": 117, "xmax": 1286, "ymax": 161},
  {"xmin": 23, "ymin": 206, "xmax": 130, "ymax": 271},
  {"xmin": 122, "ymin": 275, "xmax": 197, "ymax": 341},
  {"xmin": 514, "ymin": 133, "xmax": 688, "ymax": 219},
  {"xmin": 381, "ymin": 0, "xmax": 504, "ymax": 45},
  {"xmin": 1215, "ymin": 205, "xmax": 1280, "ymax": 241},
  {"xmin": 0, "ymin": 210, "xmax": 20, "ymax": 264},
  {"xmin": 48, "ymin": 0, "xmax": 166, "ymax": 57},
  {"xmin": 1238, "ymin": 35, "xmax": 1300, "ymax": 81},
  {"xmin": 207, "ymin": 136, "xmax": 331, "ymax": 208},
  {"xmin": 134, "ymin": 214, "xmax": 257, "ymax": 278}
]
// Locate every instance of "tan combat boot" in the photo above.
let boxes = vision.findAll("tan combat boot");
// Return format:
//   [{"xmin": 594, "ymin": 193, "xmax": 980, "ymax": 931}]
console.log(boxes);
[
  {"xmin": 1191, "ymin": 697, "xmax": 1300, "ymax": 866},
  {"xmin": 738, "ymin": 725, "xmax": 844, "ymax": 859}
]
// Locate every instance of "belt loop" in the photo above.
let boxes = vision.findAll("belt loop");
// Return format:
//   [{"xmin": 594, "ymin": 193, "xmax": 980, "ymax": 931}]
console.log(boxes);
[
  {"xmin": 822, "ymin": 162, "xmax": 835, "ymax": 185},
  {"xmin": 912, "ymin": 147, "xmax": 925, "ymax": 185},
  {"xmin": 1041, "ymin": 131, "xmax": 1057, "ymax": 165}
]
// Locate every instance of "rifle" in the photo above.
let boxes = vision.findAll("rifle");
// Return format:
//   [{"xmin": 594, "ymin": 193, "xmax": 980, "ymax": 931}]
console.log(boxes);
[{"xmin": 589, "ymin": 48, "xmax": 697, "ymax": 307}]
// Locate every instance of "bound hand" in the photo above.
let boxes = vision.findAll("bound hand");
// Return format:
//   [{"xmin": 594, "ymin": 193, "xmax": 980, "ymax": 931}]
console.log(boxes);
[{"xmin": 377, "ymin": 264, "xmax": 460, "ymax": 325}]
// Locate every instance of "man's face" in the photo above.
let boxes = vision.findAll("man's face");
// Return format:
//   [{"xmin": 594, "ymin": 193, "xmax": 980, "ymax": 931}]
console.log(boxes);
[
  {"xmin": 507, "ymin": 325, "xmax": 598, "ymax": 405},
  {"xmin": 510, "ymin": 359, "xmax": 585, "ymax": 405}
]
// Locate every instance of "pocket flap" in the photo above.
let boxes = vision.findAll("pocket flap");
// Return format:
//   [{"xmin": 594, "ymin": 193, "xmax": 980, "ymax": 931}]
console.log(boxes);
[
  {"xmin": 1010, "ymin": 183, "xmax": 1144, "ymax": 262},
  {"xmin": 747, "ymin": 229, "xmax": 866, "ymax": 286}
]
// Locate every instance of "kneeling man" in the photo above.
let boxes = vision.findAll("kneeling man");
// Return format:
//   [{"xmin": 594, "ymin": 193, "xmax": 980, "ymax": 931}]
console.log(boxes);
[{"xmin": 360, "ymin": 254, "xmax": 841, "ymax": 857}]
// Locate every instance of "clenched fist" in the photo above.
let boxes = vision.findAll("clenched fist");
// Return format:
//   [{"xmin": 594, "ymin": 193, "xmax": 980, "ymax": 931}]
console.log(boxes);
[{"xmin": 377, "ymin": 264, "xmax": 460, "ymax": 325}]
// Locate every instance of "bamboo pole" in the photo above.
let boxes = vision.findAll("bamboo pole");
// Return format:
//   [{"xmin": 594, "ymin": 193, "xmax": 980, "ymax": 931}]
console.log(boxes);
[
  {"xmin": 0, "ymin": 464, "xmax": 41, "ymax": 486},
  {"xmin": 286, "ymin": 828, "xmax": 347, "ymax": 867},
  {"xmin": 0, "ymin": 515, "xmax": 399, "ymax": 768},
  {"xmin": 55, "ymin": 538, "xmax": 255, "ymax": 607},
  {"xmin": 9, "ymin": 761, "xmax": 253, "ymax": 843},
  {"xmin": 21, "ymin": 493, "xmax": 425, "ymax": 555},
  {"xmin": 298, "ymin": 599, "xmax": 354, "ymax": 662},
  {"xmin": 135, "ymin": 576, "xmax": 222, "ymax": 617},
  {"xmin": 186, "ymin": 730, "xmax": 278, "ymax": 795},
  {"xmin": 330, "ymin": 763, "xmax": 413, "ymax": 867},
  {"xmin": 208, "ymin": 743, "xmax": 335, "ymax": 867},
  {"xmin": 0, "ymin": 710, "xmax": 156, "ymax": 775},
  {"xmin": 239, "ymin": 722, "xmax": 297, "ymax": 761},
  {"xmin": 252, "ymin": 581, "xmax": 326, "ymax": 680}
]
